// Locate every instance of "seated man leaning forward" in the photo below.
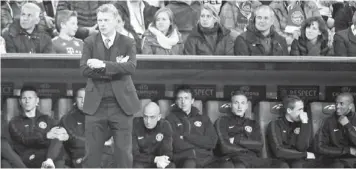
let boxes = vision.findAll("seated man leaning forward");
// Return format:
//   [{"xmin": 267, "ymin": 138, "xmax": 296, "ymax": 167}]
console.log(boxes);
[{"xmin": 132, "ymin": 102, "xmax": 175, "ymax": 168}]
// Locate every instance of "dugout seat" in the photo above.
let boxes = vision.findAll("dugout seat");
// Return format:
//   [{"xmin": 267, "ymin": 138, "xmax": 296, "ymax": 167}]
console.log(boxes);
[
  {"xmin": 309, "ymin": 102, "xmax": 335, "ymax": 137},
  {"xmin": 4, "ymin": 97, "xmax": 20, "ymax": 122},
  {"xmin": 256, "ymin": 101, "xmax": 283, "ymax": 158},
  {"xmin": 38, "ymin": 98, "xmax": 54, "ymax": 118},
  {"xmin": 56, "ymin": 97, "xmax": 74, "ymax": 120},
  {"xmin": 133, "ymin": 99, "xmax": 152, "ymax": 117}
]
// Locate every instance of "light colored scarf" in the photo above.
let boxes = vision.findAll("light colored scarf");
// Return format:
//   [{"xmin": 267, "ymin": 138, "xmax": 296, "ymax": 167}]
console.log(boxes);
[{"xmin": 148, "ymin": 25, "xmax": 179, "ymax": 49}]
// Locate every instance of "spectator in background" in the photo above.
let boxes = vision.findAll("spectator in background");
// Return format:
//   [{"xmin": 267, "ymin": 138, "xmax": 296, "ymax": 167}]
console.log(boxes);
[
  {"xmin": 166, "ymin": 0, "xmax": 201, "ymax": 42},
  {"xmin": 315, "ymin": 0, "xmax": 334, "ymax": 29},
  {"xmin": 60, "ymin": 88, "xmax": 114, "ymax": 168},
  {"xmin": 220, "ymin": 0, "xmax": 261, "ymax": 39},
  {"xmin": 267, "ymin": 95, "xmax": 317, "ymax": 168},
  {"xmin": 113, "ymin": 0, "xmax": 158, "ymax": 39},
  {"xmin": 142, "ymin": 7, "xmax": 183, "ymax": 55},
  {"xmin": 2, "ymin": 2, "xmax": 53, "ymax": 53},
  {"xmin": 52, "ymin": 10, "xmax": 83, "ymax": 54},
  {"xmin": 315, "ymin": 93, "xmax": 356, "ymax": 168},
  {"xmin": 1, "ymin": 1, "xmax": 56, "ymax": 37},
  {"xmin": 200, "ymin": 0, "xmax": 223, "ymax": 14},
  {"xmin": 333, "ymin": 11, "xmax": 356, "ymax": 56},
  {"xmin": 184, "ymin": 4, "xmax": 234, "ymax": 55},
  {"xmin": 132, "ymin": 102, "xmax": 175, "ymax": 168},
  {"xmin": 234, "ymin": 5, "xmax": 288, "ymax": 56},
  {"xmin": 333, "ymin": 1, "xmax": 356, "ymax": 32},
  {"xmin": 8, "ymin": 86, "xmax": 67, "ymax": 168},
  {"xmin": 290, "ymin": 16, "xmax": 330, "ymax": 56},
  {"xmin": 116, "ymin": 8, "xmax": 143, "ymax": 54},
  {"xmin": 270, "ymin": 0, "xmax": 320, "ymax": 46},
  {"xmin": 56, "ymin": 1, "xmax": 108, "ymax": 40}
]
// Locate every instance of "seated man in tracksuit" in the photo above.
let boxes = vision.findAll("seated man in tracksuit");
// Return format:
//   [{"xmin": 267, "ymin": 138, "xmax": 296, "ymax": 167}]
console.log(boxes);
[
  {"xmin": 267, "ymin": 95, "xmax": 317, "ymax": 168},
  {"xmin": 315, "ymin": 92, "xmax": 356, "ymax": 168},
  {"xmin": 215, "ymin": 91, "xmax": 288, "ymax": 168},
  {"xmin": 133, "ymin": 102, "xmax": 175, "ymax": 168},
  {"xmin": 60, "ymin": 88, "xmax": 114, "ymax": 168},
  {"xmin": 166, "ymin": 85, "xmax": 232, "ymax": 168},
  {"xmin": 8, "ymin": 86, "xmax": 67, "ymax": 168}
]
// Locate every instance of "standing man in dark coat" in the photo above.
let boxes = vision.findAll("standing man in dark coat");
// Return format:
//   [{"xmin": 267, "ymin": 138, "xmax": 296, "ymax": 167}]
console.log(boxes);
[{"xmin": 79, "ymin": 3, "xmax": 140, "ymax": 168}]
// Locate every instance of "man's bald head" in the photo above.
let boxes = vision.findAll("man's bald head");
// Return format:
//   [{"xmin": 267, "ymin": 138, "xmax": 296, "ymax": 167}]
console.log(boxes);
[
  {"xmin": 143, "ymin": 102, "xmax": 161, "ymax": 129},
  {"xmin": 336, "ymin": 92, "xmax": 355, "ymax": 116}
]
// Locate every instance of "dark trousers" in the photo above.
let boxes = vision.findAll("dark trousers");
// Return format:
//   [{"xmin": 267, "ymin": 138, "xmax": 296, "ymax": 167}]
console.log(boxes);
[
  {"xmin": 231, "ymin": 155, "xmax": 288, "ymax": 168},
  {"xmin": 285, "ymin": 159, "xmax": 319, "ymax": 168},
  {"xmin": 175, "ymin": 157, "xmax": 234, "ymax": 168},
  {"xmin": 133, "ymin": 161, "xmax": 176, "ymax": 168},
  {"xmin": 83, "ymin": 99, "xmax": 133, "ymax": 168},
  {"xmin": 317, "ymin": 157, "xmax": 356, "ymax": 168}
]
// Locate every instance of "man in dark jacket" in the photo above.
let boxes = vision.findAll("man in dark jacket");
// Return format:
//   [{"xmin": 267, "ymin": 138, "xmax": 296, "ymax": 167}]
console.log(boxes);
[
  {"xmin": 333, "ymin": 12, "xmax": 356, "ymax": 56},
  {"xmin": 234, "ymin": 5, "xmax": 288, "ymax": 56},
  {"xmin": 8, "ymin": 86, "xmax": 66, "ymax": 168},
  {"xmin": 3, "ymin": 2, "xmax": 53, "ymax": 53},
  {"xmin": 267, "ymin": 95, "xmax": 317, "ymax": 168},
  {"xmin": 166, "ymin": 85, "xmax": 232, "ymax": 168},
  {"xmin": 60, "ymin": 88, "xmax": 114, "ymax": 168},
  {"xmin": 315, "ymin": 92, "xmax": 356, "ymax": 168},
  {"xmin": 133, "ymin": 102, "xmax": 175, "ymax": 168},
  {"xmin": 215, "ymin": 91, "xmax": 288, "ymax": 168}
]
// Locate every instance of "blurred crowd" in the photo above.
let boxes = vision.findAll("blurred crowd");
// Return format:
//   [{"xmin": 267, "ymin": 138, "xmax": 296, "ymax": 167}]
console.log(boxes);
[{"xmin": 1, "ymin": 0, "xmax": 356, "ymax": 56}]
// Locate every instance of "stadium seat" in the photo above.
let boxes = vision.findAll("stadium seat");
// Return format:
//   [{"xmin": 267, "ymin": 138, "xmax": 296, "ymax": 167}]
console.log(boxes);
[
  {"xmin": 134, "ymin": 99, "xmax": 152, "ymax": 117},
  {"xmin": 4, "ymin": 97, "xmax": 20, "ymax": 122},
  {"xmin": 309, "ymin": 102, "xmax": 335, "ymax": 136},
  {"xmin": 158, "ymin": 99, "xmax": 173, "ymax": 118},
  {"xmin": 158, "ymin": 99, "xmax": 203, "ymax": 118},
  {"xmin": 56, "ymin": 98, "xmax": 74, "ymax": 120},
  {"xmin": 256, "ymin": 101, "xmax": 283, "ymax": 158},
  {"xmin": 206, "ymin": 100, "xmax": 229, "ymax": 124},
  {"xmin": 38, "ymin": 98, "xmax": 54, "ymax": 118}
]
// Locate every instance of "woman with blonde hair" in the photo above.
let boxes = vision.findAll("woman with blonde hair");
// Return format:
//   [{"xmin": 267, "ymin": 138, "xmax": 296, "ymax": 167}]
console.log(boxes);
[
  {"xmin": 184, "ymin": 3, "xmax": 234, "ymax": 55},
  {"xmin": 141, "ymin": 7, "xmax": 183, "ymax": 55}
]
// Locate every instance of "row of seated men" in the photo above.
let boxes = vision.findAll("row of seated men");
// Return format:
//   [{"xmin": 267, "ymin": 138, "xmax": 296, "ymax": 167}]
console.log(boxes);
[{"xmin": 1, "ymin": 85, "xmax": 356, "ymax": 168}]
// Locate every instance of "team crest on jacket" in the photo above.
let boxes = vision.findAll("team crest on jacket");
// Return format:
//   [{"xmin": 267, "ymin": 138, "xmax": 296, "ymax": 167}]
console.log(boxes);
[
  {"xmin": 194, "ymin": 121, "xmax": 202, "ymax": 127},
  {"xmin": 245, "ymin": 126, "xmax": 252, "ymax": 133},
  {"xmin": 38, "ymin": 121, "xmax": 47, "ymax": 129},
  {"xmin": 294, "ymin": 127, "xmax": 300, "ymax": 134},
  {"xmin": 156, "ymin": 133, "xmax": 164, "ymax": 142},
  {"xmin": 29, "ymin": 154, "xmax": 35, "ymax": 160}
]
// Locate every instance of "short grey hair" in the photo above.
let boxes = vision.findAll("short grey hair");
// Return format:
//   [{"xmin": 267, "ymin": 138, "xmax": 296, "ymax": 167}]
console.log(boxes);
[
  {"xmin": 21, "ymin": 3, "xmax": 41, "ymax": 18},
  {"xmin": 254, "ymin": 5, "xmax": 275, "ymax": 18}
]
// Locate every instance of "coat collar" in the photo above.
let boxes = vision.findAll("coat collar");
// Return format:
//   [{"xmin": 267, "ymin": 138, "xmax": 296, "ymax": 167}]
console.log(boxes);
[{"xmin": 348, "ymin": 27, "xmax": 356, "ymax": 44}]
